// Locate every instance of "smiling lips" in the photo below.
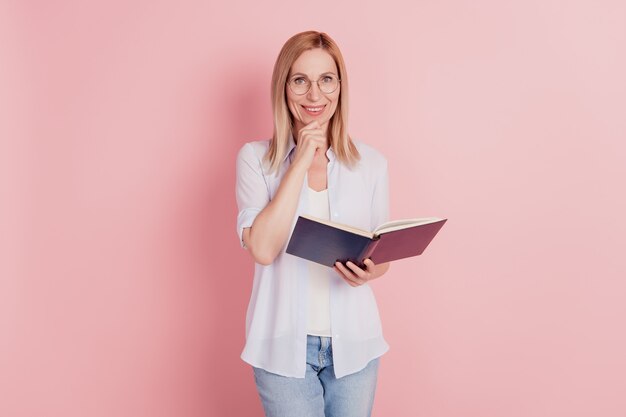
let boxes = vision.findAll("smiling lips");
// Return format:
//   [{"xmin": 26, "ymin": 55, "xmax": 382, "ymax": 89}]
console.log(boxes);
[{"xmin": 302, "ymin": 104, "xmax": 325, "ymax": 116}]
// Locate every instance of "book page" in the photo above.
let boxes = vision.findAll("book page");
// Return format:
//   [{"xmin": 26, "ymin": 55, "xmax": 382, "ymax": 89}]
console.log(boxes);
[
  {"xmin": 300, "ymin": 215, "xmax": 375, "ymax": 239},
  {"xmin": 374, "ymin": 217, "xmax": 443, "ymax": 235}
]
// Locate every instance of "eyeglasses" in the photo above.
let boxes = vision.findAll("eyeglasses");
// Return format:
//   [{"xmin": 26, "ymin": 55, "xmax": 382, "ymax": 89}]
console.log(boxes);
[{"xmin": 287, "ymin": 74, "xmax": 341, "ymax": 95}]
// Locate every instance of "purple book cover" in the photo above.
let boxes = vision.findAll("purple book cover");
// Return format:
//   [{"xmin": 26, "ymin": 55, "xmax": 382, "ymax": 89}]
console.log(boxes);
[{"xmin": 286, "ymin": 216, "xmax": 447, "ymax": 268}]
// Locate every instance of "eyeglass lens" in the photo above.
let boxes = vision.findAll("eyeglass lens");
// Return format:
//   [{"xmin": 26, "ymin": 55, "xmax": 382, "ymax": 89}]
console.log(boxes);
[{"xmin": 289, "ymin": 75, "xmax": 339, "ymax": 95}]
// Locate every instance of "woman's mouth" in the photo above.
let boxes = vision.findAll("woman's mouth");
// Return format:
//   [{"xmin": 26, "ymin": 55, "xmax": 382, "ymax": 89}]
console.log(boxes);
[{"xmin": 301, "ymin": 104, "xmax": 326, "ymax": 116}]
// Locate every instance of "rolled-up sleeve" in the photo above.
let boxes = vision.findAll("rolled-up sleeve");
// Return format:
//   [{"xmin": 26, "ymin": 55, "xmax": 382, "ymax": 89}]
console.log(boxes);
[
  {"xmin": 370, "ymin": 156, "xmax": 390, "ymax": 231},
  {"xmin": 236, "ymin": 143, "xmax": 270, "ymax": 249}
]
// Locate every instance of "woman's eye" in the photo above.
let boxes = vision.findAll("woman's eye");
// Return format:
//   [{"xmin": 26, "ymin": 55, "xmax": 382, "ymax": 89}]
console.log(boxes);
[
  {"xmin": 293, "ymin": 77, "xmax": 306, "ymax": 85},
  {"xmin": 321, "ymin": 76, "xmax": 334, "ymax": 84}
]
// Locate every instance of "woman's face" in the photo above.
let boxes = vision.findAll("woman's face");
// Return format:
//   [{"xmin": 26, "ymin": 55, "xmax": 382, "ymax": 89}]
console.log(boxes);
[{"xmin": 286, "ymin": 48, "xmax": 340, "ymax": 133}]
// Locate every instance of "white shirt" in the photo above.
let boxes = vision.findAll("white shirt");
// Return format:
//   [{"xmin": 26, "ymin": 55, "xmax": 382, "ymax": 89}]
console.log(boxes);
[
  {"xmin": 235, "ymin": 134, "xmax": 390, "ymax": 378},
  {"xmin": 306, "ymin": 187, "xmax": 331, "ymax": 337}
]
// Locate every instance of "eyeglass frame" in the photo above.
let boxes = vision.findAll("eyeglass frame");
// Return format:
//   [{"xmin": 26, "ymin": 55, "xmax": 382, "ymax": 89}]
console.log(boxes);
[{"xmin": 286, "ymin": 73, "xmax": 342, "ymax": 95}]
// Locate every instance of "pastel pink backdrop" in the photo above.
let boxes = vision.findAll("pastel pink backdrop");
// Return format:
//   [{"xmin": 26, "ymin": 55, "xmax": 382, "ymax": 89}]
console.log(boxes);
[{"xmin": 2, "ymin": 1, "xmax": 625, "ymax": 416}]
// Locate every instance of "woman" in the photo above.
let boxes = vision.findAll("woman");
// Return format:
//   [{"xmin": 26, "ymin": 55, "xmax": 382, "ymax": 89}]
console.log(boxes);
[{"xmin": 235, "ymin": 31, "xmax": 391, "ymax": 417}]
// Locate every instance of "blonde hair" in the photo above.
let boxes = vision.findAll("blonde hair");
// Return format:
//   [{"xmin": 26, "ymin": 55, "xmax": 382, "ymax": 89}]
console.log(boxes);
[{"xmin": 265, "ymin": 31, "xmax": 360, "ymax": 175}]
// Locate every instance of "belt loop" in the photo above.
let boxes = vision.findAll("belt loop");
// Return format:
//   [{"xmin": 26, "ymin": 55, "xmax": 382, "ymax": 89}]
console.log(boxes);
[{"xmin": 321, "ymin": 336, "xmax": 329, "ymax": 351}]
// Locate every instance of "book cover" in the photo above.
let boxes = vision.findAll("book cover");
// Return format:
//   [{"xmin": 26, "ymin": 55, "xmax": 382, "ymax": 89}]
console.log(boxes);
[{"xmin": 285, "ymin": 215, "xmax": 447, "ymax": 268}]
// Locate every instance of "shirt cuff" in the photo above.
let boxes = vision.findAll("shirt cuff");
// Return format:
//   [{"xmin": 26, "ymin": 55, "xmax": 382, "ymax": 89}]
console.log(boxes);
[{"xmin": 237, "ymin": 207, "xmax": 262, "ymax": 249}]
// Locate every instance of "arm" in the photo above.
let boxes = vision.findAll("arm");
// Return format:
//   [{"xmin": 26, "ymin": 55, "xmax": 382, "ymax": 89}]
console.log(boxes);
[
  {"xmin": 242, "ymin": 162, "xmax": 307, "ymax": 265},
  {"xmin": 236, "ymin": 122, "xmax": 326, "ymax": 265}
]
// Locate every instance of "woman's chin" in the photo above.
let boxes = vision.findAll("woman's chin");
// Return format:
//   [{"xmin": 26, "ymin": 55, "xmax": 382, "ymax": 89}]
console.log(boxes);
[{"xmin": 308, "ymin": 115, "xmax": 329, "ymax": 127}]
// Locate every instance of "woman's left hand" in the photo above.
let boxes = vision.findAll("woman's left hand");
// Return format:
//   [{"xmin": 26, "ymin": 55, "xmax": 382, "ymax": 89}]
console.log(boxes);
[{"xmin": 333, "ymin": 259, "xmax": 390, "ymax": 287}]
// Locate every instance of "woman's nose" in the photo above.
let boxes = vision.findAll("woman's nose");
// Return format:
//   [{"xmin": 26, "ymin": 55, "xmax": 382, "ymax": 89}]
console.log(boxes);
[{"xmin": 307, "ymin": 82, "xmax": 321, "ymax": 101}]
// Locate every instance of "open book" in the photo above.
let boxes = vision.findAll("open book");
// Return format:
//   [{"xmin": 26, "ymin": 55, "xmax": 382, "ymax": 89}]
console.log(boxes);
[{"xmin": 285, "ymin": 215, "xmax": 447, "ymax": 268}]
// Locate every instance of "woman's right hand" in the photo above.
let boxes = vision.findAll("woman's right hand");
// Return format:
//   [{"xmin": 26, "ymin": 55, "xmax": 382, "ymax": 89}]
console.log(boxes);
[{"xmin": 290, "ymin": 121, "xmax": 327, "ymax": 171}]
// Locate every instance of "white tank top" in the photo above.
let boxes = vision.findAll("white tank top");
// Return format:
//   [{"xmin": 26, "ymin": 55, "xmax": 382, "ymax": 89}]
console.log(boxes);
[{"xmin": 306, "ymin": 186, "xmax": 332, "ymax": 337}]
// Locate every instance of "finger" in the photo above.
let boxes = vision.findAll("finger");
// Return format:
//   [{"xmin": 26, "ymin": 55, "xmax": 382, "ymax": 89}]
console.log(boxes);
[
  {"xmin": 335, "ymin": 262, "xmax": 365, "ymax": 286},
  {"xmin": 304, "ymin": 120, "xmax": 320, "ymax": 129},
  {"xmin": 335, "ymin": 261, "xmax": 356, "ymax": 279},
  {"xmin": 300, "ymin": 131, "xmax": 325, "ymax": 143},
  {"xmin": 295, "ymin": 135, "xmax": 326, "ymax": 159},
  {"xmin": 345, "ymin": 261, "xmax": 367, "ymax": 278},
  {"xmin": 363, "ymin": 258, "xmax": 376, "ymax": 272},
  {"xmin": 305, "ymin": 138, "xmax": 329, "ymax": 156},
  {"xmin": 299, "ymin": 132, "xmax": 326, "ymax": 148},
  {"xmin": 333, "ymin": 266, "xmax": 359, "ymax": 287},
  {"xmin": 299, "ymin": 122, "xmax": 321, "ymax": 135},
  {"xmin": 338, "ymin": 270, "xmax": 360, "ymax": 287},
  {"xmin": 300, "ymin": 127, "xmax": 324, "ymax": 135},
  {"xmin": 308, "ymin": 135, "xmax": 328, "ymax": 146},
  {"xmin": 342, "ymin": 276, "xmax": 359, "ymax": 287}
]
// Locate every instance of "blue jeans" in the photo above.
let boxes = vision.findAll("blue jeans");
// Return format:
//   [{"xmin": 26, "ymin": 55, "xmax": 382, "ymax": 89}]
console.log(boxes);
[{"xmin": 252, "ymin": 335, "xmax": 380, "ymax": 417}]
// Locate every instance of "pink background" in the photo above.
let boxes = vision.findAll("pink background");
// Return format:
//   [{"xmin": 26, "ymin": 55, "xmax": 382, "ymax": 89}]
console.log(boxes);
[{"xmin": 2, "ymin": 1, "xmax": 625, "ymax": 416}]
